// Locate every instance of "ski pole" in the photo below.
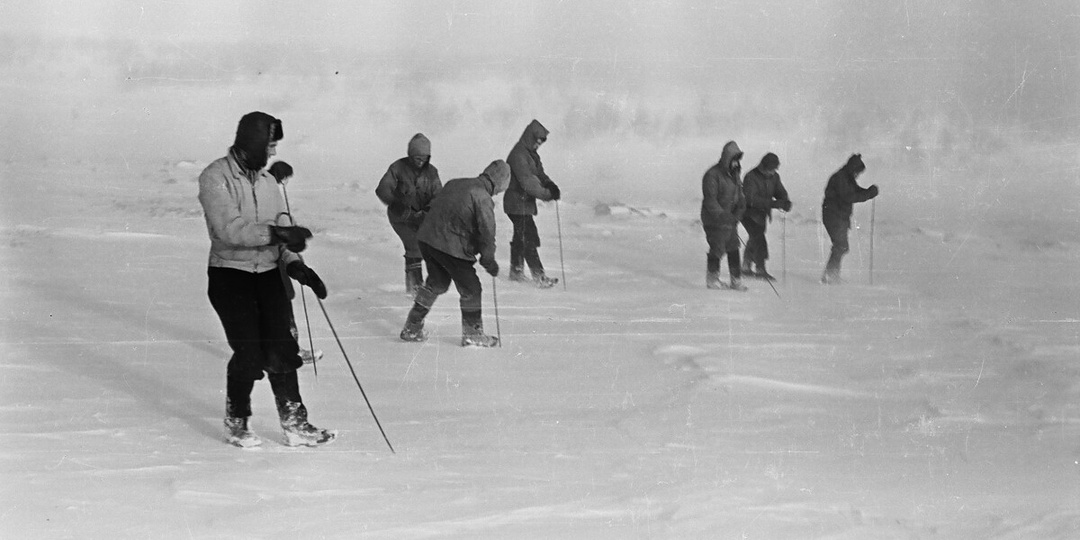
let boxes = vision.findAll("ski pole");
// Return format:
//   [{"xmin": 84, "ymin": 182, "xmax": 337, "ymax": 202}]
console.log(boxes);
[
  {"xmin": 491, "ymin": 276, "xmax": 502, "ymax": 347},
  {"xmin": 869, "ymin": 199, "xmax": 876, "ymax": 286},
  {"xmin": 555, "ymin": 200, "xmax": 566, "ymax": 290},
  {"xmin": 317, "ymin": 298, "xmax": 395, "ymax": 454},
  {"xmin": 781, "ymin": 211, "xmax": 787, "ymax": 284},
  {"xmin": 281, "ymin": 186, "xmax": 318, "ymax": 378}
]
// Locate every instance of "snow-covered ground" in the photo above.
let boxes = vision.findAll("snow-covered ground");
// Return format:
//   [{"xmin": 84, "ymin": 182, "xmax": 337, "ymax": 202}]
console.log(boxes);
[{"xmin": 2, "ymin": 148, "xmax": 1078, "ymax": 537}]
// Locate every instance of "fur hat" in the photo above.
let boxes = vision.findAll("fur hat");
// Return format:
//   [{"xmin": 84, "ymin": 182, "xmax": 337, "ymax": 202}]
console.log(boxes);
[{"xmin": 233, "ymin": 111, "xmax": 283, "ymax": 172}]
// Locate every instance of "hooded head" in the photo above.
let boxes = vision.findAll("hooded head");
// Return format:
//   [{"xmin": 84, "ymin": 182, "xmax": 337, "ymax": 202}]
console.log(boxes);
[
  {"xmin": 407, "ymin": 133, "xmax": 431, "ymax": 169},
  {"xmin": 844, "ymin": 153, "xmax": 866, "ymax": 176},
  {"xmin": 719, "ymin": 141, "xmax": 744, "ymax": 179},
  {"xmin": 481, "ymin": 160, "xmax": 511, "ymax": 195},
  {"xmin": 759, "ymin": 152, "xmax": 780, "ymax": 173},
  {"xmin": 232, "ymin": 111, "xmax": 283, "ymax": 172},
  {"xmin": 518, "ymin": 119, "xmax": 549, "ymax": 152}
]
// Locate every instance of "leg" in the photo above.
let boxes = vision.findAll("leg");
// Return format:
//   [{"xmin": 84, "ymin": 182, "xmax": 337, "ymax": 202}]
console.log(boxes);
[
  {"xmin": 208, "ymin": 267, "xmax": 266, "ymax": 417},
  {"xmin": 444, "ymin": 258, "xmax": 498, "ymax": 347},
  {"xmin": 823, "ymin": 217, "xmax": 850, "ymax": 283},
  {"xmin": 391, "ymin": 220, "xmax": 424, "ymax": 294},
  {"xmin": 703, "ymin": 225, "xmax": 725, "ymax": 289},
  {"xmin": 508, "ymin": 215, "xmax": 527, "ymax": 278},
  {"xmin": 401, "ymin": 242, "xmax": 453, "ymax": 340}
]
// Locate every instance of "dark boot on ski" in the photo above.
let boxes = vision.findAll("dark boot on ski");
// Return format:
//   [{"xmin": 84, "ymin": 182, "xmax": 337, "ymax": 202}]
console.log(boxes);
[
  {"xmin": 399, "ymin": 319, "xmax": 427, "ymax": 342},
  {"xmin": 533, "ymin": 273, "xmax": 558, "ymax": 289},
  {"xmin": 728, "ymin": 277, "xmax": 749, "ymax": 292},
  {"xmin": 461, "ymin": 322, "xmax": 499, "ymax": 348},
  {"xmin": 753, "ymin": 264, "xmax": 776, "ymax": 281},
  {"xmin": 820, "ymin": 270, "xmax": 842, "ymax": 285},
  {"xmin": 224, "ymin": 416, "xmax": 262, "ymax": 448},
  {"xmin": 508, "ymin": 266, "xmax": 529, "ymax": 283},
  {"xmin": 706, "ymin": 271, "xmax": 723, "ymax": 290},
  {"xmin": 278, "ymin": 401, "xmax": 336, "ymax": 447}
]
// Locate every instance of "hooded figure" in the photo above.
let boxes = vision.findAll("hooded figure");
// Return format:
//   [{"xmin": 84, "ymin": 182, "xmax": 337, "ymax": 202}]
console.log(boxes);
[
  {"xmin": 198, "ymin": 111, "xmax": 334, "ymax": 448},
  {"xmin": 821, "ymin": 153, "xmax": 878, "ymax": 284},
  {"xmin": 375, "ymin": 133, "xmax": 443, "ymax": 294},
  {"xmin": 740, "ymin": 152, "xmax": 791, "ymax": 280},
  {"xmin": 700, "ymin": 141, "xmax": 748, "ymax": 291},
  {"xmin": 504, "ymin": 119, "xmax": 560, "ymax": 288},
  {"xmin": 400, "ymin": 160, "xmax": 511, "ymax": 348}
]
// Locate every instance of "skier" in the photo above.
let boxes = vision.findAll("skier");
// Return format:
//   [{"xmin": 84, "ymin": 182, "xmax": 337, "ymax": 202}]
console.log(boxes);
[
  {"xmin": 375, "ymin": 133, "xmax": 443, "ymax": 295},
  {"xmin": 820, "ymin": 153, "xmax": 878, "ymax": 284},
  {"xmin": 198, "ymin": 111, "xmax": 335, "ymax": 448},
  {"xmin": 700, "ymin": 141, "xmax": 748, "ymax": 291},
  {"xmin": 504, "ymin": 119, "xmax": 560, "ymax": 288},
  {"xmin": 268, "ymin": 160, "xmax": 322, "ymax": 365},
  {"xmin": 399, "ymin": 160, "xmax": 510, "ymax": 347},
  {"xmin": 740, "ymin": 152, "xmax": 791, "ymax": 280}
]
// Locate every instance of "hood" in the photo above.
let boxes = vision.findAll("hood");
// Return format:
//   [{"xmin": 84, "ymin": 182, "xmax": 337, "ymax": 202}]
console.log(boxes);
[
  {"xmin": 480, "ymin": 160, "xmax": 511, "ymax": 195},
  {"xmin": 407, "ymin": 133, "xmax": 431, "ymax": 159},
  {"xmin": 843, "ymin": 153, "xmax": 866, "ymax": 174},
  {"xmin": 517, "ymin": 119, "xmax": 549, "ymax": 147},
  {"xmin": 718, "ymin": 141, "xmax": 743, "ymax": 175},
  {"xmin": 232, "ymin": 111, "xmax": 282, "ymax": 172}
]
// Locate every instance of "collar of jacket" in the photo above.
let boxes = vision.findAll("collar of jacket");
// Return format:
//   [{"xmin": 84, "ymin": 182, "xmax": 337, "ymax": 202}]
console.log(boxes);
[{"xmin": 228, "ymin": 147, "xmax": 259, "ymax": 182}]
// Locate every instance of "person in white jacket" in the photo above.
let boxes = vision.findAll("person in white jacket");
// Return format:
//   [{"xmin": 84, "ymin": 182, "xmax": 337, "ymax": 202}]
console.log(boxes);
[{"xmin": 198, "ymin": 111, "xmax": 334, "ymax": 448}]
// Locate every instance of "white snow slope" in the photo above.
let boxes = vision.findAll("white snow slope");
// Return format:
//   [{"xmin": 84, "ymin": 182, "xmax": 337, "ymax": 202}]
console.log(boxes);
[{"xmin": 2, "ymin": 150, "xmax": 1079, "ymax": 539}]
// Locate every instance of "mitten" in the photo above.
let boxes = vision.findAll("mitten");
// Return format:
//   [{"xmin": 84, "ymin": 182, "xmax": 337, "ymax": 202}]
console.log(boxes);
[
  {"xmin": 548, "ymin": 183, "xmax": 561, "ymax": 201},
  {"xmin": 286, "ymin": 261, "xmax": 328, "ymax": 299},
  {"xmin": 269, "ymin": 225, "xmax": 312, "ymax": 253},
  {"xmin": 269, "ymin": 161, "xmax": 294, "ymax": 184}
]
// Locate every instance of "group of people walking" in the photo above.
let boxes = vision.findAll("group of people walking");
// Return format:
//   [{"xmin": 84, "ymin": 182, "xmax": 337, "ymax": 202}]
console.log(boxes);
[{"xmin": 197, "ymin": 111, "xmax": 878, "ymax": 448}]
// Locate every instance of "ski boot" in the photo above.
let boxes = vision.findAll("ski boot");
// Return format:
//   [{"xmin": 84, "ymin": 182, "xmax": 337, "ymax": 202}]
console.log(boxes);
[
  {"xmin": 728, "ymin": 277, "xmax": 749, "ymax": 292},
  {"xmin": 820, "ymin": 270, "xmax": 843, "ymax": 285},
  {"xmin": 706, "ymin": 271, "xmax": 724, "ymax": 290},
  {"xmin": 278, "ymin": 401, "xmax": 336, "ymax": 447},
  {"xmin": 399, "ymin": 320, "xmax": 427, "ymax": 342},
  {"xmin": 533, "ymin": 273, "xmax": 558, "ymax": 289},
  {"xmin": 754, "ymin": 265, "xmax": 776, "ymax": 281},
  {"xmin": 224, "ymin": 416, "xmax": 262, "ymax": 448},
  {"xmin": 508, "ymin": 266, "xmax": 530, "ymax": 283},
  {"xmin": 461, "ymin": 323, "xmax": 499, "ymax": 348}
]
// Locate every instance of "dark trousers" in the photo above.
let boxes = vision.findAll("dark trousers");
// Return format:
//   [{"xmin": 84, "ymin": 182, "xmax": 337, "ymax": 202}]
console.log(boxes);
[
  {"xmin": 208, "ymin": 267, "xmax": 303, "ymax": 418},
  {"xmin": 704, "ymin": 224, "xmax": 742, "ymax": 279},
  {"xmin": 508, "ymin": 214, "xmax": 544, "ymax": 275},
  {"xmin": 407, "ymin": 241, "xmax": 483, "ymax": 327},
  {"xmin": 823, "ymin": 214, "xmax": 850, "ymax": 274},
  {"xmin": 390, "ymin": 219, "xmax": 422, "ymax": 259},
  {"xmin": 741, "ymin": 214, "xmax": 769, "ymax": 268}
]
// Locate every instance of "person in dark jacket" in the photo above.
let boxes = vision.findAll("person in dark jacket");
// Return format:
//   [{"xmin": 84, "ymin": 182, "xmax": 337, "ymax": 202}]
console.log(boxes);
[
  {"xmin": 375, "ymin": 134, "xmax": 443, "ymax": 294},
  {"xmin": 821, "ymin": 153, "xmax": 878, "ymax": 284},
  {"xmin": 504, "ymin": 119, "xmax": 560, "ymax": 288},
  {"xmin": 198, "ymin": 111, "xmax": 334, "ymax": 448},
  {"xmin": 740, "ymin": 152, "xmax": 791, "ymax": 280},
  {"xmin": 399, "ymin": 160, "xmax": 511, "ymax": 347},
  {"xmin": 700, "ymin": 141, "xmax": 748, "ymax": 291}
]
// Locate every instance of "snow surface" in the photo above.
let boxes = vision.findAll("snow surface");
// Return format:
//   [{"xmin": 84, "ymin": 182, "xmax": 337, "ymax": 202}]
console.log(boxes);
[
  {"xmin": 2, "ymin": 3, "xmax": 1080, "ymax": 537},
  {"xmin": 2, "ymin": 153, "xmax": 1079, "ymax": 538}
]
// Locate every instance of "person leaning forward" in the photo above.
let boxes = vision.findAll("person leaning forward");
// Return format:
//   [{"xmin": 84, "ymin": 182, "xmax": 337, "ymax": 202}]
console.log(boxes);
[
  {"xmin": 399, "ymin": 160, "xmax": 511, "ymax": 348},
  {"xmin": 504, "ymin": 119, "xmax": 560, "ymax": 289},
  {"xmin": 740, "ymin": 152, "xmax": 791, "ymax": 281},
  {"xmin": 375, "ymin": 133, "xmax": 442, "ymax": 295}
]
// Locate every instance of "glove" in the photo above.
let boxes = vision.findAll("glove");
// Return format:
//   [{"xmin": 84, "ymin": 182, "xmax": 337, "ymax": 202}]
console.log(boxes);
[
  {"xmin": 480, "ymin": 257, "xmax": 499, "ymax": 277},
  {"xmin": 268, "ymin": 161, "xmax": 293, "ymax": 184},
  {"xmin": 286, "ymin": 261, "xmax": 327, "ymax": 299},
  {"xmin": 548, "ymin": 183, "xmax": 561, "ymax": 201},
  {"xmin": 772, "ymin": 199, "xmax": 792, "ymax": 212},
  {"xmin": 269, "ymin": 225, "xmax": 312, "ymax": 253},
  {"xmin": 867, "ymin": 185, "xmax": 879, "ymax": 199}
]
